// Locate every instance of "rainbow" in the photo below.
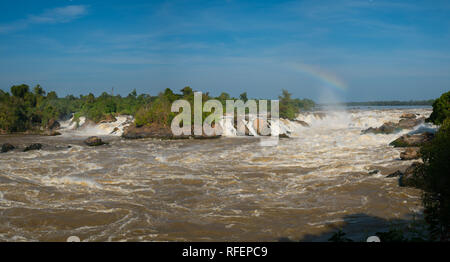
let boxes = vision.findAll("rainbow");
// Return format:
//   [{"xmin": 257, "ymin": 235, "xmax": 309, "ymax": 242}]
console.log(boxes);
[{"xmin": 292, "ymin": 63, "xmax": 348, "ymax": 91}]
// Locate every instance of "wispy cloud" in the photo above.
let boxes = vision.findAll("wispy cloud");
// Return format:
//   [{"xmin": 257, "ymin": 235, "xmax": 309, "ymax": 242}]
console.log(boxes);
[{"xmin": 0, "ymin": 5, "xmax": 89, "ymax": 34}]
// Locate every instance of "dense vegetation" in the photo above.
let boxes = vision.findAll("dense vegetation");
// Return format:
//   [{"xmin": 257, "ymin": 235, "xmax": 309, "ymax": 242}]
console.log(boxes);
[
  {"xmin": 0, "ymin": 84, "xmax": 315, "ymax": 133},
  {"xmin": 420, "ymin": 91, "xmax": 450, "ymax": 240},
  {"xmin": 427, "ymin": 91, "xmax": 450, "ymax": 125},
  {"xmin": 419, "ymin": 117, "xmax": 450, "ymax": 240},
  {"xmin": 0, "ymin": 84, "xmax": 149, "ymax": 133},
  {"xmin": 279, "ymin": 89, "xmax": 315, "ymax": 120}
]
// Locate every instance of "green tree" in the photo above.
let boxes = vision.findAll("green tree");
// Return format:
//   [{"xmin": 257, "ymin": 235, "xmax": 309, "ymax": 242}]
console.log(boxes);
[
  {"xmin": 419, "ymin": 118, "xmax": 450, "ymax": 240},
  {"xmin": 11, "ymin": 84, "xmax": 29, "ymax": 98},
  {"xmin": 427, "ymin": 91, "xmax": 450, "ymax": 125},
  {"xmin": 239, "ymin": 92, "xmax": 248, "ymax": 102}
]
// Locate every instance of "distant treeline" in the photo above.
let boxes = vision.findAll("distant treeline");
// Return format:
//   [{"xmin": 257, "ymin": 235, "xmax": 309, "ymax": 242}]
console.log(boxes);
[
  {"xmin": 0, "ymin": 84, "xmax": 314, "ymax": 133},
  {"xmin": 338, "ymin": 100, "xmax": 435, "ymax": 106}
]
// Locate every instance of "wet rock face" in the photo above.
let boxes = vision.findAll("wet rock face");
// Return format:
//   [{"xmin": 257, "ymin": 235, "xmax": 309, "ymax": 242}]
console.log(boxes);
[
  {"xmin": 386, "ymin": 162, "xmax": 425, "ymax": 188},
  {"xmin": 23, "ymin": 144, "xmax": 43, "ymax": 152},
  {"xmin": 397, "ymin": 117, "xmax": 425, "ymax": 129},
  {"xmin": 84, "ymin": 136, "xmax": 105, "ymax": 146},
  {"xmin": 1, "ymin": 143, "xmax": 15, "ymax": 153},
  {"xmin": 400, "ymin": 147, "xmax": 421, "ymax": 160},
  {"xmin": 390, "ymin": 132, "xmax": 434, "ymax": 147},
  {"xmin": 47, "ymin": 119, "xmax": 60, "ymax": 130}
]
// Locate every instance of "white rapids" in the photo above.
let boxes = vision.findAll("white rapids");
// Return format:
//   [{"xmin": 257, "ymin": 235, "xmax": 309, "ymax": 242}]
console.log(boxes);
[{"xmin": 0, "ymin": 107, "xmax": 435, "ymax": 242}]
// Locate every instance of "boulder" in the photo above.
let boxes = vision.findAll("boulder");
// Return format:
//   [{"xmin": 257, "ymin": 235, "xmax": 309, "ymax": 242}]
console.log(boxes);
[
  {"xmin": 47, "ymin": 119, "xmax": 60, "ymax": 130},
  {"xmin": 397, "ymin": 117, "xmax": 425, "ymax": 129},
  {"xmin": 400, "ymin": 147, "xmax": 421, "ymax": 160},
  {"xmin": 1, "ymin": 143, "xmax": 15, "ymax": 153},
  {"xmin": 390, "ymin": 132, "xmax": 434, "ymax": 147},
  {"xmin": 23, "ymin": 143, "xmax": 42, "ymax": 152},
  {"xmin": 400, "ymin": 113, "xmax": 416, "ymax": 119},
  {"xmin": 362, "ymin": 122, "xmax": 401, "ymax": 134},
  {"xmin": 84, "ymin": 136, "xmax": 105, "ymax": 146},
  {"xmin": 110, "ymin": 127, "xmax": 120, "ymax": 134}
]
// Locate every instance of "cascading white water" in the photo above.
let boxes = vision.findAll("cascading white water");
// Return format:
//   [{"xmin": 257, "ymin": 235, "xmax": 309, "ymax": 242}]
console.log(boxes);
[{"xmin": 58, "ymin": 115, "xmax": 134, "ymax": 136}]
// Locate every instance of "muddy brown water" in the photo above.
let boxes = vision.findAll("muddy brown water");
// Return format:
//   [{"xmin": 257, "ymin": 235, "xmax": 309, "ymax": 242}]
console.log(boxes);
[{"xmin": 0, "ymin": 109, "xmax": 431, "ymax": 242}]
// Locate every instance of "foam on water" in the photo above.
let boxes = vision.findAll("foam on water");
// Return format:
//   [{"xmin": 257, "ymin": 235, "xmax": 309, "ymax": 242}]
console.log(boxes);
[
  {"xmin": 59, "ymin": 115, "xmax": 133, "ymax": 137},
  {"xmin": 0, "ymin": 107, "xmax": 433, "ymax": 241}
]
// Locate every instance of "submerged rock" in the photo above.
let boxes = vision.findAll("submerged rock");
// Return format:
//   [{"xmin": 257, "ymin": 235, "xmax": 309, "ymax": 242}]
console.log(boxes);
[
  {"xmin": 23, "ymin": 143, "xmax": 42, "ymax": 152},
  {"xmin": 84, "ymin": 136, "xmax": 106, "ymax": 146},
  {"xmin": 390, "ymin": 132, "xmax": 434, "ymax": 147},
  {"xmin": 400, "ymin": 147, "xmax": 421, "ymax": 160},
  {"xmin": 1, "ymin": 143, "xmax": 15, "ymax": 153}
]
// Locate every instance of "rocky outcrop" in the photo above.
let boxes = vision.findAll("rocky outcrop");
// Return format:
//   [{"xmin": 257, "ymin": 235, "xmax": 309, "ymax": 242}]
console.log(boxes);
[
  {"xmin": 1, "ymin": 143, "xmax": 15, "ymax": 153},
  {"xmin": 23, "ymin": 143, "xmax": 42, "ymax": 152},
  {"xmin": 84, "ymin": 136, "xmax": 106, "ymax": 146},
  {"xmin": 47, "ymin": 119, "xmax": 60, "ymax": 130},
  {"xmin": 390, "ymin": 132, "xmax": 434, "ymax": 147},
  {"xmin": 362, "ymin": 122, "xmax": 401, "ymax": 134},
  {"xmin": 386, "ymin": 162, "xmax": 425, "ymax": 188},
  {"xmin": 400, "ymin": 147, "xmax": 421, "ymax": 160},
  {"xmin": 397, "ymin": 117, "xmax": 425, "ymax": 129},
  {"xmin": 362, "ymin": 115, "xmax": 425, "ymax": 134}
]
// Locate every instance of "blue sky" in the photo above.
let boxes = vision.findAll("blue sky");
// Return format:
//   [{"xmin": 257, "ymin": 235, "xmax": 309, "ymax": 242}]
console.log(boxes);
[{"xmin": 0, "ymin": 0, "xmax": 449, "ymax": 102}]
